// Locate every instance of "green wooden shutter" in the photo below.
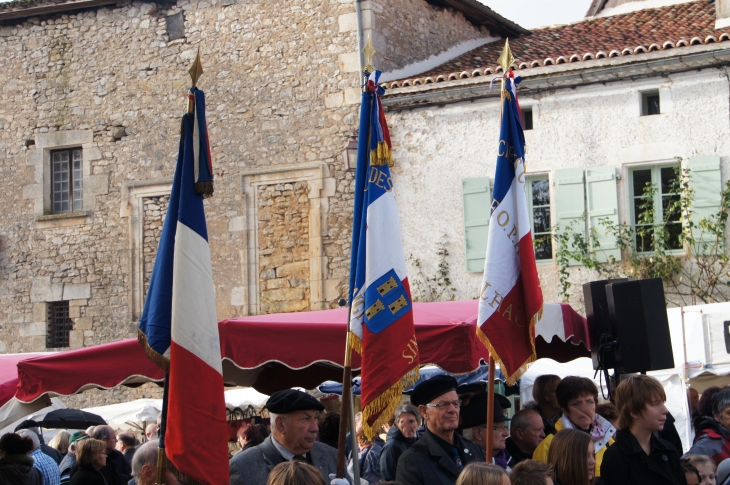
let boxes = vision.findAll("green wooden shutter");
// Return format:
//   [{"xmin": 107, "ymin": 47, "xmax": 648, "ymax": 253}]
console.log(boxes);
[
  {"xmin": 688, "ymin": 156, "xmax": 722, "ymax": 255},
  {"xmin": 585, "ymin": 167, "xmax": 621, "ymax": 263},
  {"xmin": 554, "ymin": 168, "xmax": 586, "ymax": 265},
  {"xmin": 462, "ymin": 177, "xmax": 491, "ymax": 273}
]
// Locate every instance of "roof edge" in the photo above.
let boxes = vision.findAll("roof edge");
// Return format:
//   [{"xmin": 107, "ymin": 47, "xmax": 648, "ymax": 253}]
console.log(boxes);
[{"xmin": 425, "ymin": 0, "xmax": 530, "ymax": 37}]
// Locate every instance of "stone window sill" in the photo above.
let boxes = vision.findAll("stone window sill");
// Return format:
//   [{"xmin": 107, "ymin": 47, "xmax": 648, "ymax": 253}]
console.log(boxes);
[{"xmin": 36, "ymin": 211, "xmax": 92, "ymax": 228}]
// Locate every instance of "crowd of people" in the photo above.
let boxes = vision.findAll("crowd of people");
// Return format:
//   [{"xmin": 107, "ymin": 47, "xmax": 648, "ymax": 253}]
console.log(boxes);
[
  {"xmin": 0, "ymin": 422, "xmax": 172, "ymax": 485},
  {"xmin": 3, "ymin": 373, "xmax": 730, "ymax": 485},
  {"xmin": 229, "ymin": 374, "xmax": 730, "ymax": 485}
]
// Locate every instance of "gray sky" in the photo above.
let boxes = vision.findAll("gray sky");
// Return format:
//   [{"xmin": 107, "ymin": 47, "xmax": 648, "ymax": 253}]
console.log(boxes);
[{"xmin": 482, "ymin": 0, "xmax": 594, "ymax": 29}]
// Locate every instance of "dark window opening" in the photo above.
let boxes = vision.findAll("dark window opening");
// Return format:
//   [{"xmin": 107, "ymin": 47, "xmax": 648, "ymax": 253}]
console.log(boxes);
[
  {"xmin": 166, "ymin": 12, "xmax": 185, "ymax": 41},
  {"xmin": 522, "ymin": 108, "xmax": 533, "ymax": 130},
  {"xmin": 641, "ymin": 91, "xmax": 660, "ymax": 116},
  {"xmin": 47, "ymin": 301, "xmax": 73, "ymax": 348},
  {"xmin": 51, "ymin": 148, "xmax": 83, "ymax": 214}
]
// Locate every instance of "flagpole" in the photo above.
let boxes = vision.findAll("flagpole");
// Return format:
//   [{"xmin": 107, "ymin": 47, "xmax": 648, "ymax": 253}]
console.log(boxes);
[
  {"xmin": 151, "ymin": 48, "xmax": 204, "ymax": 485},
  {"xmin": 485, "ymin": 38, "xmax": 514, "ymax": 466},
  {"xmin": 336, "ymin": 331, "xmax": 354, "ymax": 478}
]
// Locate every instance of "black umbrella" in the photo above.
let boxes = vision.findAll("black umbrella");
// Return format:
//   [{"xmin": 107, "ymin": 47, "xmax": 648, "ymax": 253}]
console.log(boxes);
[{"xmin": 15, "ymin": 409, "xmax": 106, "ymax": 431}]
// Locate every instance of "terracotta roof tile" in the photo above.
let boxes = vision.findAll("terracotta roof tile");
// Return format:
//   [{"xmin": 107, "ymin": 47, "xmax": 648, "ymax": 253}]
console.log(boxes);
[{"xmin": 384, "ymin": 0, "xmax": 730, "ymax": 88}]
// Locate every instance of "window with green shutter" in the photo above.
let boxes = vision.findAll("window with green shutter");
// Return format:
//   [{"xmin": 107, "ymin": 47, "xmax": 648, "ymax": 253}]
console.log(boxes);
[
  {"xmin": 554, "ymin": 168, "xmax": 586, "ymax": 265},
  {"xmin": 461, "ymin": 177, "xmax": 491, "ymax": 273},
  {"xmin": 585, "ymin": 167, "xmax": 621, "ymax": 262},
  {"xmin": 526, "ymin": 175, "xmax": 552, "ymax": 261},
  {"xmin": 687, "ymin": 155, "xmax": 722, "ymax": 255},
  {"xmin": 628, "ymin": 163, "xmax": 683, "ymax": 254}
]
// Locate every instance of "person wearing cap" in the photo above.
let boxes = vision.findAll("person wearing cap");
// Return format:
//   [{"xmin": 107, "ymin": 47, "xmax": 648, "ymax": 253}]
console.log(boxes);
[
  {"xmin": 396, "ymin": 375, "xmax": 484, "ymax": 485},
  {"xmin": 229, "ymin": 389, "xmax": 345, "ymax": 485},
  {"xmin": 59, "ymin": 432, "xmax": 89, "ymax": 485},
  {"xmin": 461, "ymin": 393, "xmax": 513, "ymax": 470}
]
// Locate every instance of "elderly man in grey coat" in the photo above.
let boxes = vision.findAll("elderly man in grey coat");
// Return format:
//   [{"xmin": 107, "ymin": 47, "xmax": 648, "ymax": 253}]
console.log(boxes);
[{"xmin": 230, "ymin": 389, "xmax": 348, "ymax": 485}]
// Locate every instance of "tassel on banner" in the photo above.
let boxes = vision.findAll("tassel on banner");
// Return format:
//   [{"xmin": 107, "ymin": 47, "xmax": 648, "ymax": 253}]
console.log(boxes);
[
  {"xmin": 476, "ymin": 303, "xmax": 543, "ymax": 386},
  {"xmin": 137, "ymin": 329, "xmax": 170, "ymax": 372},
  {"xmin": 195, "ymin": 181, "xmax": 214, "ymax": 198},
  {"xmin": 369, "ymin": 142, "xmax": 394, "ymax": 167},
  {"xmin": 361, "ymin": 366, "xmax": 419, "ymax": 441},
  {"xmin": 348, "ymin": 331, "xmax": 364, "ymax": 356}
]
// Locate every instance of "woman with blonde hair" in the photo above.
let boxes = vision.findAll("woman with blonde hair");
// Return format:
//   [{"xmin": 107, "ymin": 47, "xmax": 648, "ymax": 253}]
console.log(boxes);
[
  {"xmin": 455, "ymin": 462, "xmax": 510, "ymax": 485},
  {"xmin": 49, "ymin": 430, "xmax": 71, "ymax": 456},
  {"xmin": 266, "ymin": 460, "xmax": 326, "ymax": 485},
  {"xmin": 533, "ymin": 375, "xmax": 562, "ymax": 436},
  {"xmin": 69, "ymin": 438, "xmax": 108, "ymax": 485},
  {"xmin": 547, "ymin": 429, "xmax": 595, "ymax": 485}
]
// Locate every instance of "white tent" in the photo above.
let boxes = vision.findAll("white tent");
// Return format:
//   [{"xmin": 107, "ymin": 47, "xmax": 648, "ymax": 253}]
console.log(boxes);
[
  {"xmin": 0, "ymin": 397, "xmax": 67, "ymax": 442},
  {"xmin": 83, "ymin": 398, "xmax": 162, "ymax": 432},
  {"xmin": 224, "ymin": 388, "xmax": 269, "ymax": 410},
  {"xmin": 520, "ymin": 357, "xmax": 691, "ymax": 452}
]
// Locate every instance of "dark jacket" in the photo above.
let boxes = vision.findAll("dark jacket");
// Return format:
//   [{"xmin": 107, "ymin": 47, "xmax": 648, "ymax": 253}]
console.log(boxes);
[
  {"xmin": 380, "ymin": 426, "xmax": 415, "ymax": 481},
  {"xmin": 687, "ymin": 417, "xmax": 730, "ymax": 466},
  {"xmin": 69, "ymin": 465, "xmax": 108, "ymax": 485},
  {"xmin": 229, "ymin": 435, "xmax": 346, "ymax": 485},
  {"xmin": 41, "ymin": 444, "xmax": 63, "ymax": 465},
  {"xmin": 600, "ymin": 428, "xmax": 687, "ymax": 485},
  {"xmin": 354, "ymin": 438, "xmax": 384, "ymax": 484},
  {"xmin": 98, "ymin": 450, "xmax": 131, "ymax": 485},
  {"xmin": 395, "ymin": 429, "xmax": 484, "ymax": 485},
  {"xmin": 504, "ymin": 437, "xmax": 532, "ymax": 466},
  {"xmin": 0, "ymin": 455, "xmax": 43, "ymax": 485},
  {"xmin": 657, "ymin": 411, "xmax": 684, "ymax": 454}
]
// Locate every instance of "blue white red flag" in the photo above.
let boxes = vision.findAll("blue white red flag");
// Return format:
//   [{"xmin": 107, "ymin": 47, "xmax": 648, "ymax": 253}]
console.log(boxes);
[
  {"xmin": 477, "ymin": 72, "xmax": 543, "ymax": 384},
  {"xmin": 349, "ymin": 71, "xmax": 419, "ymax": 440},
  {"xmin": 138, "ymin": 88, "xmax": 229, "ymax": 484}
]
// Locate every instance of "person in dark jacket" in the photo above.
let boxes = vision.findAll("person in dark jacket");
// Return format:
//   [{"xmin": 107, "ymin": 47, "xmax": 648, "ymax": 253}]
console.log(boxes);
[
  {"xmin": 396, "ymin": 375, "xmax": 484, "ymax": 485},
  {"xmin": 688, "ymin": 387, "xmax": 730, "ymax": 466},
  {"xmin": 601, "ymin": 375, "xmax": 687, "ymax": 485},
  {"xmin": 349, "ymin": 428, "xmax": 384, "ymax": 483},
  {"xmin": 69, "ymin": 438, "xmax": 109, "ymax": 485},
  {"xmin": 59, "ymin": 432, "xmax": 89, "ymax": 485},
  {"xmin": 91, "ymin": 425, "xmax": 131, "ymax": 485},
  {"xmin": 380, "ymin": 404, "xmax": 421, "ymax": 481},
  {"xmin": 236, "ymin": 423, "xmax": 263, "ymax": 454},
  {"xmin": 0, "ymin": 433, "xmax": 43, "ymax": 485},
  {"xmin": 532, "ymin": 375, "xmax": 562, "ymax": 436}
]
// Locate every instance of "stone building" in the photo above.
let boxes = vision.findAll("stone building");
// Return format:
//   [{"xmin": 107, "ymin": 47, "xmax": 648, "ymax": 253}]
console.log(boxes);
[
  {"xmin": 0, "ymin": 0, "xmax": 527, "ymax": 363},
  {"xmin": 382, "ymin": 0, "xmax": 730, "ymax": 307}
]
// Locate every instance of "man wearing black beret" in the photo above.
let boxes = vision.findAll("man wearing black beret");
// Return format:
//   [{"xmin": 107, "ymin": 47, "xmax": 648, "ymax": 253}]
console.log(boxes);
[
  {"xmin": 396, "ymin": 375, "xmax": 484, "ymax": 485},
  {"xmin": 461, "ymin": 392, "xmax": 513, "ymax": 470},
  {"xmin": 230, "ymin": 389, "xmax": 346, "ymax": 485}
]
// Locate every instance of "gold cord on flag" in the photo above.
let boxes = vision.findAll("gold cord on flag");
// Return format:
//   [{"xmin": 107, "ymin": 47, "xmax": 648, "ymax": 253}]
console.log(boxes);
[
  {"xmin": 369, "ymin": 142, "xmax": 394, "ymax": 167},
  {"xmin": 138, "ymin": 329, "xmax": 170, "ymax": 371}
]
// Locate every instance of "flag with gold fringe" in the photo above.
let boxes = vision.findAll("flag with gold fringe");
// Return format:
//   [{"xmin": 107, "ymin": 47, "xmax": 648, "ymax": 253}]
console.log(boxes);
[
  {"xmin": 476, "ymin": 60, "xmax": 544, "ymax": 385},
  {"xmin": 348, "ymin": 70, "xmax": 419, "ymax": 440}
]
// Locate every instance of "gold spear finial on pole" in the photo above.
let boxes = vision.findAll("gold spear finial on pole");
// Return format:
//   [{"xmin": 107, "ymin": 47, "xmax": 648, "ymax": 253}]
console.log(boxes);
[
  {"xmin": 497, "ymin": 38, "xmax": 514, "ymax": 74},
  {"xmin": 187, "ymin": 48, "xmax": 204, "ymax": 113},
  {"xmin": 362, "ymin": 35, "xmax": 376, "ymax": 74}
]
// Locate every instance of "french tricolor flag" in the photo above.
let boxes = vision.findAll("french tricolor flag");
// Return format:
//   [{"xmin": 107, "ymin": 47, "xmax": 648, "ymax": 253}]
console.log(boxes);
[
  {"xmin": 138, "ymin": 88, "xmax": 229, "ymax": 484},
  {"xmin": 476, "ymin": 74, "xmax": 544, "ymax": 384}
]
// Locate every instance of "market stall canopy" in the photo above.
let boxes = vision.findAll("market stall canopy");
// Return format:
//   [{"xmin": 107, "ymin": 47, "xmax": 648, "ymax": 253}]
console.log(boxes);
[
  {"xmin": 219, "ymin": 300, "xmax": 590, "ymax": 394},
  {"xmin": 5, "ymin": 300, "xmax": 589, "ymax": 407},
  {"xmin": 83, "ymin": 399, "xmax": 163, "ymax": 432}
]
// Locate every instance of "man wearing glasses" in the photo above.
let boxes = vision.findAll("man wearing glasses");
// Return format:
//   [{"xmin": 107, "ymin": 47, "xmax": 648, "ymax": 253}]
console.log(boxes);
[
  {"xmin": 461, "ymin": 392, "xmax": 513, "ymax": 470},
  {"xmin": 396, "ymin": 375, "xmax": 484, "ymax": 485}
]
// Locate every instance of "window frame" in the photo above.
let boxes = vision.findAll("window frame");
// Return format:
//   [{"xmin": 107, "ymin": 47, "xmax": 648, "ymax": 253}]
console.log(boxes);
[
  {"xmin": 641, "ymin": 90, "xmax": 660, "ymax": 116},
  {"xmin": 627, "ymin": 163, "xmax": 684, "ymax": 255},
  {"xmin": 46, "ymin": 301, "xmax": 73, "ymax": 349},
  {"xmin": 526, "ymin": 173, "xmax": 553, "ymax": 263},
  {"xmin": 50, "ymin": 147, "xmax": 83, "ymax": 214},
  {"xmin": 521, "ymin": 107, "xmax": 534, "ymax": 130}
]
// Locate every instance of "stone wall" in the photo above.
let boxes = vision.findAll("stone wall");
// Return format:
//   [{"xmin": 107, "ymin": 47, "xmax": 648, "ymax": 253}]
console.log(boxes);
[
  {"xmin": 257, "ymin": 182, "xmax": 310, "ymax": 314},
  {"xmin": 143, "ymin": 195, "xmax": 168, "ymax": 297},
  {"xmin": 367, "ymin": 0, "xmax": 490, "ymax": 73}
]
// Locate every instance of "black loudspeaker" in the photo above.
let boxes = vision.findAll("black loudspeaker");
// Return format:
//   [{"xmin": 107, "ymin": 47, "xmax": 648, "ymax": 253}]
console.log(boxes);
[
  {"xmin": 606, "ymin": 278, "xmax": 675, "ymax": 373},
  {"xmin": 583, "ymin": 279, "xmax": 630, "ymax": 351}
]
